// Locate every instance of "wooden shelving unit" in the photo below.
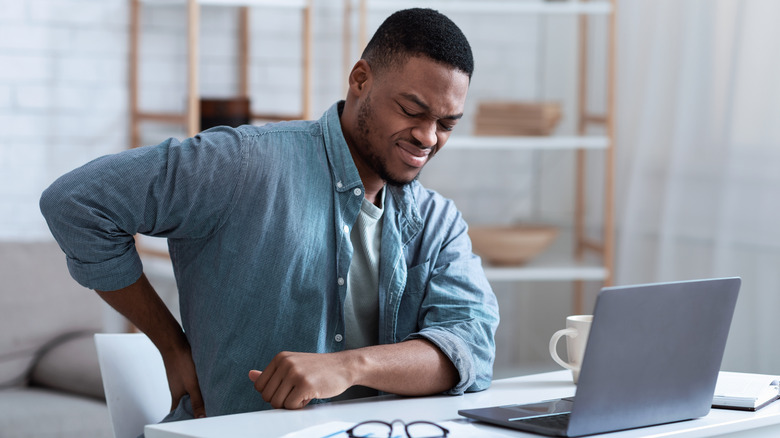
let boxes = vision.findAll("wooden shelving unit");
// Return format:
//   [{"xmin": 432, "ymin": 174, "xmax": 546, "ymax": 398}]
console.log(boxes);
[
  {"xmin": 128, "ymin": 0, "xmax": 313, "ymax": 146},
  {"xmin": 351, "ymin": 0, "xmax": 616, "ymax": 313}
]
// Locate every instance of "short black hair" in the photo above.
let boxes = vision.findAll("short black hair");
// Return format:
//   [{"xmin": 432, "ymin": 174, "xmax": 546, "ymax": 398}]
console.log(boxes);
[{"xmin": 361, "ymin": 8, "xmax": 474, "ymax": 79}]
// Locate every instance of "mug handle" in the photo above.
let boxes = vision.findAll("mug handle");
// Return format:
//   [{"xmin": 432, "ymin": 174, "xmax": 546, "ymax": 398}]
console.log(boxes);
[{"xmin": 549, "ymin": 328, "xmax": 579, "ymax": 371}]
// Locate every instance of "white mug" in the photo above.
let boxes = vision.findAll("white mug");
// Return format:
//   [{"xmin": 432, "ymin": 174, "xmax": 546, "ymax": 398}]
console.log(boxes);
[{"xmin": 549, "ymin": 315, "xmax": 593, "ymax": 383}]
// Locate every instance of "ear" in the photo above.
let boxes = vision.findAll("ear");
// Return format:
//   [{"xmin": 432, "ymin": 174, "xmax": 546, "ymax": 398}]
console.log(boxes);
[{"xmin": 348, "ymin": 59, "xmax": 372, "ymax": 96}]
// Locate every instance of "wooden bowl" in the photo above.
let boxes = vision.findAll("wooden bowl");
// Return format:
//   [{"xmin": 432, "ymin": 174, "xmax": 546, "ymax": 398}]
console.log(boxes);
[{"xmin": 468, "ymin": 225, "xmax": 558, "ymax": 266}]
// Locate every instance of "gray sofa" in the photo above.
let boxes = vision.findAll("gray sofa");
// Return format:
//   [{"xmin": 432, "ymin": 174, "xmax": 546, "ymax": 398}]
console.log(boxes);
[{"xmin": 0, "ymin": 241, "xmax": 113, "ymax": 437}]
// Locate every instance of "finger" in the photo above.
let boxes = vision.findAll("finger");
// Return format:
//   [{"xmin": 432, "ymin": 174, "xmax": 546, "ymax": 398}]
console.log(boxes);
[
  {"xmin": 248, "ymin": 369, "xmax": 262, "ymax": 383},
  {"xmin": 254, "ymin": 362, "xmax": 276, "ymax": 393},
  {"xmin": 260, "ymin": 368, "xmax": 285, "ymax": 404},
  {"xmin": 168, "ymin": 382, "xmax": 189, "ymax": 412},
  {"xmin": 188, "ymin": 385, "xmax": 207, "ymax": 419},
  {"xmin": 284, "ymin": 385, "xmax": 314, "ymax": 410},
  {"xmin": 269, "ymin": 378, "xmax": 296, "ymax": 409},
  {"xmin": 169, "ymin": 390, "xmax": 182, "ymax": 412}
]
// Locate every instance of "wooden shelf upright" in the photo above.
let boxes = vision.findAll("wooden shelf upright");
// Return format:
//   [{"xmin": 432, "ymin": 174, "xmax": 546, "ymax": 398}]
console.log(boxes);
[{"xmin": 129, "ymin": 0, "xmax": 313, "ymax": 147}]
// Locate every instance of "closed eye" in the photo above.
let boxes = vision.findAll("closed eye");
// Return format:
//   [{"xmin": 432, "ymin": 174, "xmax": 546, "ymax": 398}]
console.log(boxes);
[
  {"xmin": 400, "ymin": 105, "xmax": 421, "ymax": 118},
  {"xmin": 399, "ymin": 100, "xmax": 458, "ymax": 132},
  {"xmin": 439, "ymin": 122, "xmax": 455, "ymax": 132}
]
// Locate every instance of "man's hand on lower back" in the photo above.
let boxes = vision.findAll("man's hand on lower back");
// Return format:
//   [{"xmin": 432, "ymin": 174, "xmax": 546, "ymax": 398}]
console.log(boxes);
[
  {"xmin": 95, "ymin": 274, "xmax": 208, "ymax": 418},
  {"xmin": 162, "ymin": 339, "xmax": 207, "ymax": 418},
  {"xmin": 248, "ymin": 351, "xmax": 356, "ymax": 409}
]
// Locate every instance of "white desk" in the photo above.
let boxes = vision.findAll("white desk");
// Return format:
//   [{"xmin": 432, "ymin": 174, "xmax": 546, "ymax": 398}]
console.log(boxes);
[{"xmin": 145, "ymin": 371, "xmax": 780, "ymax": 438}]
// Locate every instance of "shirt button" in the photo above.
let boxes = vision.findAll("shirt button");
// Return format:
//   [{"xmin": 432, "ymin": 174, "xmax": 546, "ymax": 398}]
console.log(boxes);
[
  {"xmin": 343, "ymin": 224, "xmax": 349, "ymax": 234},
  {"xmin": 337, "ymin": 277, "xmax": 345, "ymax": 286},
  {"xmin": 336, "ymin": 181, "xmax": 343, "ymax": 189},
  {"xmin": 335, "ymin": 334, "xmax": 343, "ymax": 342},
  {"xmin": 353, "ymin": 188, "xmax": 362, "ymax": 196}
]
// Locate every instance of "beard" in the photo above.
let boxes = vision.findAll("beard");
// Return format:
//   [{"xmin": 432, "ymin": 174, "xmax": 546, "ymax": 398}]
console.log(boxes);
[{"xmin": 354, "ymin": 93, "xmax": 421, "ymax": 187}]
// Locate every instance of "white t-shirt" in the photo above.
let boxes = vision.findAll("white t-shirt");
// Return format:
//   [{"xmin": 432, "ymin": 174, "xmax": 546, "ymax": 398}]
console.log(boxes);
[
  {"xmin": 344, "ymin": 187, "xmax": 384, "ymax": 350},
  {"xmin": 338, "ymin": 186, "xmax": 384, "ymax": 400}
]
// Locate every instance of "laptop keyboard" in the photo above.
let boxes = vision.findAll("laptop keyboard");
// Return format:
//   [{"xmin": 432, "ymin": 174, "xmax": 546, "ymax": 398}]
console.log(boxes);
[{"xmin": 512, "ymin": 412, "xmax": 571, "ymax": 432}]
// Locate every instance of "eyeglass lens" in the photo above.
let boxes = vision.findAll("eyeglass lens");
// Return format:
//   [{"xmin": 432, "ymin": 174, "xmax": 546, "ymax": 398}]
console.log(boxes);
[
  {"xmin": 406, "ymin": 421, "xmax": 448, "ymax": 437},
  {"xmin": 349, "ymin": 421, "xmax": 393, "ymax": 437}
]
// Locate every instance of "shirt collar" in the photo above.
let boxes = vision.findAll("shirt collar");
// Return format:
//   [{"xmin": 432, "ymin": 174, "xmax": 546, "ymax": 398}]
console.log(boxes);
[{"xmin": 320, "ymin": 101, "xmax": 363, "ymax": 193}]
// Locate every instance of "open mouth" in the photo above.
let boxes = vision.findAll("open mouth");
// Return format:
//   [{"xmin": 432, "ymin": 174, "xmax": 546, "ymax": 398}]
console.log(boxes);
[{"xmin": 396, "ymin": 141, "xmax": 432, "ymax": 168}]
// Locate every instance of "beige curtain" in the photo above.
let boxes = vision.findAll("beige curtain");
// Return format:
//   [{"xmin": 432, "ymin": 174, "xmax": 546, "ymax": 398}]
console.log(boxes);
[{"xmin": 615, "ymin": 0, "xmax": 780, "ymax": 372}]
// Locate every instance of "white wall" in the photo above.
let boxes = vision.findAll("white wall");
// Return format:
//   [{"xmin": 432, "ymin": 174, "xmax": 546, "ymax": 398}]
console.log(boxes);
[
  {"xmin": 0, "ymin": 0, "xmax": 599, "ymax": 375},
  {"xmin": 0, "ymin": 0, "xmax": 129, "ymax": 239}
]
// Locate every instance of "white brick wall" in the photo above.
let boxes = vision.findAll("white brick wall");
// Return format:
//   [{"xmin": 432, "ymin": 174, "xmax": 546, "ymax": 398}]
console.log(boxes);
[
  {"xmin": 0, "ymin": 0, "xmax": 129, "ymax": 239},
  {"xmin": 0, "ymin": 0, "xmax": 583, "ymax": 244}
]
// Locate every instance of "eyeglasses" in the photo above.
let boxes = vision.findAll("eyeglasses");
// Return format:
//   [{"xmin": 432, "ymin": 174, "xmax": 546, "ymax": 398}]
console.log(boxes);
[{"xmin": 346, "ymin": 419, "xmax": 449, "ymax": 438}]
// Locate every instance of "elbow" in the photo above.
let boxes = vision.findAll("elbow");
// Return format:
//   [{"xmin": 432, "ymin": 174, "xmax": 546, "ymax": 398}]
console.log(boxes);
[
  {"xmin": 39, "ymin": 178, "xmax": 78, "ymax": 243},
  {"xmin": 39, "ymin": 184, "xmax": 60, "ymax": 222},
  {"xmin": 466, "ymin": 372, "xmax": 494, "ymax": 393},
  {"xmin": 39, "ymin": 183, "xmax": 64, "ymax": 229}
]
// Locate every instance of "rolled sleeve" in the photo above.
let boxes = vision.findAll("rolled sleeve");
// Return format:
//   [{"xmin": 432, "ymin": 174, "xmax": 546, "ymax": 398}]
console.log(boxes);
[
  {"xmin": 400, "ymin": 193, "xmax": 500, "ymax": 395},
  {"xmin": 40, "ymin": 159, "xmax": 145, "ymax": 291},
  {"xmin": 410, "ymin": 256, "xmax": 499, "ymax": 394},
  {"xmin": 405, "ymin": 327, "xmax": 477, "ymax": 395},
  {"xmin": 40, "ymin": 126, "xmax": 248, "ymax": 291},
  {"xmin": 65, "ymin": 249, "xmax": 143, "ymax": 292}
]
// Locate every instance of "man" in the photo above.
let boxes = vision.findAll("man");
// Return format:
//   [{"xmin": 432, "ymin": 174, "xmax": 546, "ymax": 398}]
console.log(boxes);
[{"xmin": 40, "ymin": 8, "xmax": 499, "ymax": 423}]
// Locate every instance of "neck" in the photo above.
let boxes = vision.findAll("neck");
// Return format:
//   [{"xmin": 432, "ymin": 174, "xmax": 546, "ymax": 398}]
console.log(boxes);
[
  {"xmin": 363, "ymin": 183, "xmax": 385, "ymax": 207},
  {"xmin": 338, "ymin": 100, "xmax": 386, "ymax": 207}
]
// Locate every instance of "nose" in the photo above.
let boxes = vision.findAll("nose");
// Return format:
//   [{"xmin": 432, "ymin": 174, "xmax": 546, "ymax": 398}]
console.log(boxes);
[{"xmin": 411, "ymin": 120, "xmax": 438, "ymax": 149}]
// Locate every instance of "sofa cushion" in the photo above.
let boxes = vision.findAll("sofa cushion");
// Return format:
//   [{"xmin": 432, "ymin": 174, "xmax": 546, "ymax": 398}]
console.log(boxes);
[
  {"xmin": 30, "ymin": 331, "xmax": 105, "ymax": 400},
  {"xmin": 0, "ymin": 241, "xmax": 104, "ymax": 384},
  {"xmin": 0, "ymin": 387, "xmax": 111, "ymax": 438}
]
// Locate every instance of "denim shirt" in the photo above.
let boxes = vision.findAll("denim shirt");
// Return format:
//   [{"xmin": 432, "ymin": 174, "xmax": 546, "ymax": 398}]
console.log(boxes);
[{"xmin": 40, "ymin": 102, "xmax": 499, "ymax": 419}]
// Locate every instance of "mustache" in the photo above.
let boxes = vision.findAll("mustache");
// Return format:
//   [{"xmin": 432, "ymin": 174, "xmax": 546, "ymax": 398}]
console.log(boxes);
[{"xmin": 398, "ymin": 137, "xmax": 439, "ymax": 157}]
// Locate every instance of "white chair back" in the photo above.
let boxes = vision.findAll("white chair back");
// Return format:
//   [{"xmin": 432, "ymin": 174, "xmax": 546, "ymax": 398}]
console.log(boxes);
[{"xmin": 95, "ymin": 333, "xmax": 170, "ymax": 438}]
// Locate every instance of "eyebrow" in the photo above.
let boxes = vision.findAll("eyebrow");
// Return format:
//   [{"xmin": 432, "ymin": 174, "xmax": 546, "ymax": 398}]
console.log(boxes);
[{"xmin": 400, "ymin": 92, "xmax": 463, "ymax": 121}]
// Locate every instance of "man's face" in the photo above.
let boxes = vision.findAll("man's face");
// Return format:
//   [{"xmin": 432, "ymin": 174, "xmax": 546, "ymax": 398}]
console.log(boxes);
[{"xmin": 350, "ymin": 56, "xmax": 470, "ymax": 187}]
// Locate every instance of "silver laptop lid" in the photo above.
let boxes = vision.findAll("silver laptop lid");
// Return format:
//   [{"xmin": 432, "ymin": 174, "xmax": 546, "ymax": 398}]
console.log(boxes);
[{"xmin": 568, "ymin": 277, "xmax": 741, "ymax": 437}]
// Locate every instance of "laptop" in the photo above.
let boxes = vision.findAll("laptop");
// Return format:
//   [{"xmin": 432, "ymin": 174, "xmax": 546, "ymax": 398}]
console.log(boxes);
[{"xmin": 459, "ymin": 277, "xmax": 741, "ymax": 437}]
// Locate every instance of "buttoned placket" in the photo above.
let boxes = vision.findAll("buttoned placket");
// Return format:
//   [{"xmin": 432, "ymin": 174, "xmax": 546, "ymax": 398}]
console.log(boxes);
[{"xmin": 332, "ymin": 179, "xmax": 366, "ymax": 348}]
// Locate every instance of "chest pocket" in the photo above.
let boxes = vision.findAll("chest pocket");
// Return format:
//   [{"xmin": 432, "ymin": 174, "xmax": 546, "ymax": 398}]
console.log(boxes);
[{"xmin": 394, "ymin": 260, "xmax": 430, "ymax": 342}]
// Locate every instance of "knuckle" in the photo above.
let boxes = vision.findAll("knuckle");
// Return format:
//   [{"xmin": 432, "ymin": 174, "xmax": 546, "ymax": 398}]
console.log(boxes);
[{"xmin": 277, "ymin": 351, "xmax": 293, "ymax": 360}]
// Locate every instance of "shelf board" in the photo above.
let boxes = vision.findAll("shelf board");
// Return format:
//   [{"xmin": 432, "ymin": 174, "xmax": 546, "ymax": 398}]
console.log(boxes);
[
  {"xmin": 364, "ymin": 0, "xmax": 613, "ymax": 15},
  {"xmin": 138, "ymin": 0, "xmax": 308, "ymax": 8},
  {"xmin": 446, "ymin": 135, "xmax": 610, "ymax": 150},
  {"xmin": 140, "ymin": 0, "xmax": 612, "ymax": 13},
  {"xmin": 472, "ymin": 226, "xmax": 609, "ymax": 282},
  {"xmin": 483, "ymin": 265, "xmax": 608, "ymax": 282}
]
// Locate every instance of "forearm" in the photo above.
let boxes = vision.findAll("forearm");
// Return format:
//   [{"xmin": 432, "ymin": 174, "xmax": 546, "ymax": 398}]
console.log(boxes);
[
  {"xmin": 345, "ymin": 339, "xmax": 459, "ymax": 396},
  {"xmin": 98, "ymin": 273, "xmax": 206, "ymax": 416},
  {"xmin": 96, "ymin": 273, "xmax": 187, "ymax": 354}
]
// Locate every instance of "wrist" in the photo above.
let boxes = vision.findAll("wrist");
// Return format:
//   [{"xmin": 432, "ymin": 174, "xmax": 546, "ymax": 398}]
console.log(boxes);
[
  {"xmin": 339, "ymin": 348, "xmax": 370, "ymax": 388},
  {"xmin": 151, "ymin": 327, "xmax": 190, "ymax": 359}
]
